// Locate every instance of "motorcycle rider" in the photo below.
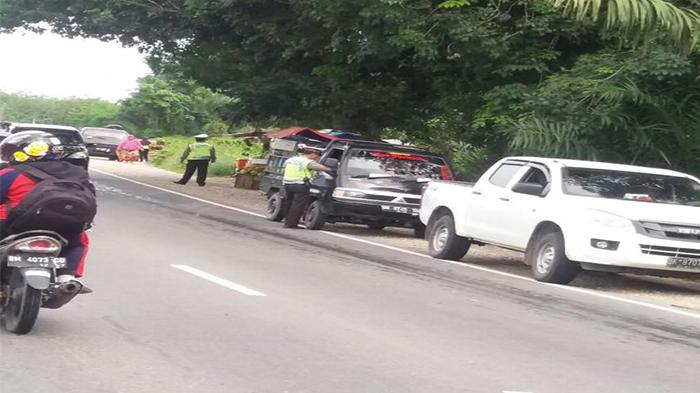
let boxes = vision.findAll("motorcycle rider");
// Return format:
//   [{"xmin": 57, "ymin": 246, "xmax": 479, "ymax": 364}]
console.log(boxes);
[{"xmin": 0, "ymin": 132, "xmax": 92, "ymax": 285}]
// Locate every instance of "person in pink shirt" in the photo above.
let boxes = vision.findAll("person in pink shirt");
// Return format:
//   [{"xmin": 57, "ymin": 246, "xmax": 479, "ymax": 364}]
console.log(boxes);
[{"xmin": 116, "ymin": 135, "xmax": 143, "ymax": 163}]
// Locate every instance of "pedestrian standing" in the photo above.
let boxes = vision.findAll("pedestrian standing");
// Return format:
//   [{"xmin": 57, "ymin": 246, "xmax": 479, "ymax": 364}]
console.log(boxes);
[
  {"xmin": 282, "ymin": 146, "xmax": 333, "ymax": 228},
  {"xmin": 139, "ymin": 136, "xmax": 151, "ymax": 162},
  {"xmin": 173, "ymin": 134, "xmax": 216, "ymax": 187},
  {"xmin": 116, "ymin": 135, "xmax": 142, "ymax": 163}
]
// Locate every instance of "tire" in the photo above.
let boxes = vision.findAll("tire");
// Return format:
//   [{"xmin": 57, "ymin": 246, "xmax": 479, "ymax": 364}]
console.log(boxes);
[
  {"xmin": 428, "ymin": 214, "xmax": 470, "ymax": 260},
  {"xmin": 304, "ymin": 200, "xmax": 326, "ymax": 230},
  {"xmin": 3, "ymin": 269, "xmax": 42, "ymax": 335},
  {"xmin": 266, "ymin": 191, "xmax": 285, "ymax": 222},
  {"xmin": 367, "ymin": 222, "xmax": 386, "ymax": 230},
  {"xmin": 413, "ymin": 223, "xmax": 426, "ymax": 239},
  {"xmin": 527, "ymin": 231, "xmax": 580, "ymax": 284}
]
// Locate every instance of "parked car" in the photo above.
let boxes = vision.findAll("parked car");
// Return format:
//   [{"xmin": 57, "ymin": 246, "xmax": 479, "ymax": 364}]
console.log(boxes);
[
  {"xmin": 81, "ymin": 127, "xmax": 129, "ymax": 160},
  {"xmin": 420, "ymin": 157, "xmax": 700, "ymax": 284},
  {"xmin": 0, "ymin": 122, "xmax": 89, "ymax": 168},
  {"xmin": 262, "ymin": 139, "xmax": 453, "ymax": 237}
]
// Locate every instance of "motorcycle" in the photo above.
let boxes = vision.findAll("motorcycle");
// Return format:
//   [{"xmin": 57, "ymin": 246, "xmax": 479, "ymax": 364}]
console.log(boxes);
[{"xmin": 0, "ymin": 231, "xmax": 86, "ymax": 334}]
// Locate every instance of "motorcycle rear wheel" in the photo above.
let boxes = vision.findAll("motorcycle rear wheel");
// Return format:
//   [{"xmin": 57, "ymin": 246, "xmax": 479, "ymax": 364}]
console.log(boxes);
[{"xmin": 3, "ymin": 269, "xmax": 42, "ymax": 335}]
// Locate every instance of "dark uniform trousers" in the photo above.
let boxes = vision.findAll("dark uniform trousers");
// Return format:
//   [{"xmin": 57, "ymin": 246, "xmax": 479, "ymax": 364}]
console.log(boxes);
[
  {"xmin": 283, "ymin": 183, "xmax": 310, "ymax": 228},
  {"xmin": 179, "ymin": 159, "xmax": 209, "ymax": 186}
]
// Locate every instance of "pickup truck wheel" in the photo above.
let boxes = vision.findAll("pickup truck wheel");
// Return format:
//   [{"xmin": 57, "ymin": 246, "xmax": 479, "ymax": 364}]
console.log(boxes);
[
  {"xmin": 304, "ymin": 200, "xmax": 326, "ymax": 230},
  {"xmin": 529, "ymin": 231, "xmax": 580, "ymax": 284},
  {"xmin": 428, "ymin": 215, "xmax": 470, "ymax": 260},
  {"xmin": 266, "ymin": 191, "xmax": 285, "ymax": 222}
]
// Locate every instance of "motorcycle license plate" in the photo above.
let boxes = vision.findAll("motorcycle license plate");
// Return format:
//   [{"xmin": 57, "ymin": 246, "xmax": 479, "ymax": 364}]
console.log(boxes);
[
  {"xmin": 667, "ymin": 257, "xmax": 700, "ymax": 271},
  {"xmin": 7, "ymin": 255, "xmax": 67, "ymax": 269},
  {"xmin": 381, "ymin": 205, "xmax": 419, "ymax": 216}
]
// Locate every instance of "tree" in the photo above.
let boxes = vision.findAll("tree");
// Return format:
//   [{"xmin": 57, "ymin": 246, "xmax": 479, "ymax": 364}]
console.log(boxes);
[
  {"xmin": 118, "ymin": 74, "xmax": 234, "ymax": 135},
  {"xmin": 1, "ymin": 0, "xmax": 699, "ymax": 174}
]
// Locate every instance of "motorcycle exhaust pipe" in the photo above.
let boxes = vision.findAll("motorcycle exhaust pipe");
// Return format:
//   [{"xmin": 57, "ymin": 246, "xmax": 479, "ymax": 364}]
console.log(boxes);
[
  {"xmin": 42, "ymin": 281, "xmax": 84, "ymax": 309},
  {"xmin": 59, "ymin": 282, "xmax": 81, "ymax": 294}
]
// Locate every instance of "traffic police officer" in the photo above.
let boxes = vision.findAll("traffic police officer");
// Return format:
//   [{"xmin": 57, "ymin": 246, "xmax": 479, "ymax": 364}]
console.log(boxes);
[
  {"xmin": 282, "ymin": 146, "xmax": 332, "ymax": 228},
  {"xmin": 174, "ymin": 134, "xmax": 217, "ymax": 187}
]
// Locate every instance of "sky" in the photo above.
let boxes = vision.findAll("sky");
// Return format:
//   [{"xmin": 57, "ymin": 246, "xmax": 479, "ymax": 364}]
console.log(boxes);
[{"xmin": 0, "ymin": 28, "xmax": 152, "ymax": 102}]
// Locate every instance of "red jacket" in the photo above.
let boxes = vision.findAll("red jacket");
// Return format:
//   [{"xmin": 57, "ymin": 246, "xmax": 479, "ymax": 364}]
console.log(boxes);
[{"xmin": 0, "ymin": 166, "xmax": 38, "ymax": 224}]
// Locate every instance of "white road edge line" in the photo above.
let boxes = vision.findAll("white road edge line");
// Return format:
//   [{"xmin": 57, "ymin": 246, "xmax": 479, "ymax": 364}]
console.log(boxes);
[
  {"xmin": 93, "ymin": 168, "xmax": 700, "ymax": 320},
  {"xmin": 171, "ymin": 264, "xmax": 267, "ymax": 297},
  {"xmin": 319, "ymin": 232, "xmax": 700, "ymax": 320}
]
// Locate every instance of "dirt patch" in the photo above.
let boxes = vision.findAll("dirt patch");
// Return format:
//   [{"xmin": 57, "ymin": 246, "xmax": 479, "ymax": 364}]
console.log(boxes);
[{"xmin": 91, "ymin": 159, "xmax": 700, "ymax": 312}]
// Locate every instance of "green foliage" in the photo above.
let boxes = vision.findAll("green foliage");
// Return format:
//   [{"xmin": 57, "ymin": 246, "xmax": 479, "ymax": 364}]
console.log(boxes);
[
  {"xmin": 488, "ymin": 49, "xmax": 700, "ymax": 171},
  {"xmin": 439, "ymin": 0, "xmax": 471, "ymax": 9},
  {"xmin": 0, "ymin": 92, "xmax": 120, "ymax": 127}
]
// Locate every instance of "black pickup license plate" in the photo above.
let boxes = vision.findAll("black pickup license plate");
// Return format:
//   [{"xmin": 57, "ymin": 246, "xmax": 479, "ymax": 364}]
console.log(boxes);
[
  {"xmin": 381, "ymin": 205, "xmax": 419, "ymax": 216},
  {"xmin": 667, "ymin": 257, "xmax": 700, "ymax": 270},
  {"xmin": 7, "ymin": 255, "xmax": 67, "ymax": 269}
]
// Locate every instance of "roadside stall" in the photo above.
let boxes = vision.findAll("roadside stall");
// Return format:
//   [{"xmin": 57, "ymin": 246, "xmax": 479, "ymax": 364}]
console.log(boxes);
[{"xmin": 233, "ymin": 158, "xmax": 268, "ymax": 189}]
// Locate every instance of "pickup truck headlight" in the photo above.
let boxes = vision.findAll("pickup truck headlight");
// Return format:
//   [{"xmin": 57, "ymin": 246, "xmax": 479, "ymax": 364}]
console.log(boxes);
[
  {"xmin": 67, "ymin": 151, "xmax": 88, "ymax": 160},
  {"xmin": 332, "ymin": 189, "xmax": 367, "ymax": 199},
  {"xmin": 587, "ymin": 211, "xmax": 633, "ymax": 230}
]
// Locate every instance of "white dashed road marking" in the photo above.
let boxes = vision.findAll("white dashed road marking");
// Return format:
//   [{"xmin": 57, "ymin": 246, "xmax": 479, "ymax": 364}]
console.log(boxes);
[{"xmin": 171, "ymin": 264, "xmax": 267, "ymax": 297}]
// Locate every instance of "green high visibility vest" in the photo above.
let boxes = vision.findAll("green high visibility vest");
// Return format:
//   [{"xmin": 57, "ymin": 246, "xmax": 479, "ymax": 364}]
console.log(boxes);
[
  {"xmin": 188, "ymin": 143, "xmax": 212, "ymax": 160},
  {"xmin": 283, "ymin": 156, "xmax": 314, "ymax": 184}
]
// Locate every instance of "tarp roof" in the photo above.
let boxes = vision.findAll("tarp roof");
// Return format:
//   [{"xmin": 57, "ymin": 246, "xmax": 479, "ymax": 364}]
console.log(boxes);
[{"xmin": 265, "ymin": 127, "xmax": 337, "ymax": 141}]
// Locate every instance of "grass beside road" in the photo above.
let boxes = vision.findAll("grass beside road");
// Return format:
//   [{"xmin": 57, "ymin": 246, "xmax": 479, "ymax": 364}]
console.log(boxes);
[{"xmin": 150, "ymin": 136, "xmax": 263, "ymax": 177}]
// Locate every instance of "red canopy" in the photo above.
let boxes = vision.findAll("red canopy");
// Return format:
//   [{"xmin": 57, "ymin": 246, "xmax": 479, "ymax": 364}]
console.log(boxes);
[{"xmin": 265, "ymin": 127, "xmax": 337, "ymax": 141}]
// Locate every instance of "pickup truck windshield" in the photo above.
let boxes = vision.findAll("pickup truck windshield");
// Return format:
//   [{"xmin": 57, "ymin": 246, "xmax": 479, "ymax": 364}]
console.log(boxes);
[
  {"xmin": 346, "ymin": 150, "xmax": 451, "ymax": 180},
  {"xmin": 563, "ymin": 168, "xmax": 700, "ymax": 206}
]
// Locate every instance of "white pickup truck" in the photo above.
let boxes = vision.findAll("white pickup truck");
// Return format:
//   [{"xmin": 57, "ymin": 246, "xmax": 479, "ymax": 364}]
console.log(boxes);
[{"xmin": 419, "ymin": 157, "xmax": 700, "ymax": 284}]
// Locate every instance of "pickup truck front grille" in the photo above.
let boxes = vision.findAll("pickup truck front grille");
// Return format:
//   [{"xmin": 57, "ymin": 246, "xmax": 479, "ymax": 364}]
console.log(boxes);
[
  {"xmin": 361, "ymin": 195, "xmax": 420, "ymax": 204},
  {"xmin": 640, "ymin": 244, "xmax": 700, "ymax": 258},
  {"xmin": 368, "ymin": 195, "xmax": 397, "ymax": 202},
  {"xmin": 638, "ymin": 221, "xmax": 700, "ymax": 242}
]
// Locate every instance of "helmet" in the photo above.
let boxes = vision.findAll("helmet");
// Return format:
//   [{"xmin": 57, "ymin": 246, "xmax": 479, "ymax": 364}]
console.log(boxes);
[{"xmin": 0, "ymin": 131, "xmax": 64, "ymax": 165}]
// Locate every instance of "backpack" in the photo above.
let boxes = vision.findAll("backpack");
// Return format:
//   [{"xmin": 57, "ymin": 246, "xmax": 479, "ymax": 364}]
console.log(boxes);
[{"xmin": 5, "ymin": 162, "xmax": 97, "ymax": 236}]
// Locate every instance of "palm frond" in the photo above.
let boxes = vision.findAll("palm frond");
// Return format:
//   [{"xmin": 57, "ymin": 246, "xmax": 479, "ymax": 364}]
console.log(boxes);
[{"xmin": 546, "ymin": 0, "xmax": 700, "ymax": 50}]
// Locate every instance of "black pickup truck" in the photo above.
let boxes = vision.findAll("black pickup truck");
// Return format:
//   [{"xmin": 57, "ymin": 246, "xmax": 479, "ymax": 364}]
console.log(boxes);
[{"xmin": 261, "ymin": 139, "xmax": 453, "ymax": 237}]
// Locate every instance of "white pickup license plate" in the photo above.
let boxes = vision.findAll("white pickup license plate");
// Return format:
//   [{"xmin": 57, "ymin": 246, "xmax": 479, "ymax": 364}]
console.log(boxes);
[
  {"xmin": 7, "ymin": 255, "xmax": 67, "ymax": 269},
  {"xmin": 381, "ymin": 205, "xmax": 419, "ymax": 216},
  {"xmin": 667, "ymin": 257, "xmax": 700, "ymax": 270}
]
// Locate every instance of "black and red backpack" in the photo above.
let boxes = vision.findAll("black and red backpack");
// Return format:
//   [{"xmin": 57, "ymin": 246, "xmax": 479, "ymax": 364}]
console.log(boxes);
[{"xmin": 5, "ymin": 161, "xmax": 97, "ymax": 236}]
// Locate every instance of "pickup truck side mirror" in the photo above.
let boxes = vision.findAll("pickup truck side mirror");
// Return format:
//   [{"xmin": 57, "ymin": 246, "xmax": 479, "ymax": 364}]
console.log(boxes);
[
  {"xmin": 324, "ymin": 158, "xmax": 339, "ymax": 169},
  {"xmin": 512, "ymin": 182, "xmax": 546, "ymax": 197}
]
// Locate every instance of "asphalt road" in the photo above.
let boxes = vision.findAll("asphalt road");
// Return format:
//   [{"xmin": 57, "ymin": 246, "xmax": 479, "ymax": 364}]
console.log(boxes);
[{"xmin": 1, "ymin": 171, "xmax": 699, "ymax": 393}]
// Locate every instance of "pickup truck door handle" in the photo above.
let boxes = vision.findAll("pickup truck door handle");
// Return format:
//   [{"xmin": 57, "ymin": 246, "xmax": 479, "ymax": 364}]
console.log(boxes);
[
  {"xmin": 499, "ymin": 197, "xmax": 510, "ymax": 202},
  {"xmin": 472, "ymin": 190, "xmax": 482, "ymax": 195}
]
